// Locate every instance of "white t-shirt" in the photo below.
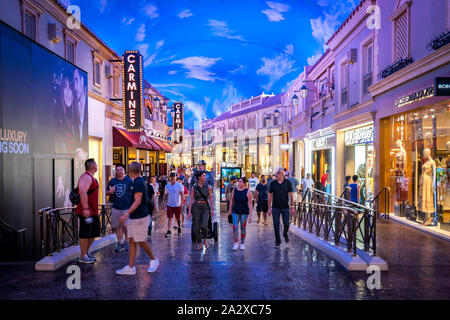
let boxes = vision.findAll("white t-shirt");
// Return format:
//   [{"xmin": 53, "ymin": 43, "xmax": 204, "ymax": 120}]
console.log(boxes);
[
  {"xmin": 248, "ymin": 177, "xmax": 259, "ymax": 192},
  {"xmin": 165, "ymin": 182, "xmax": 184, "ymax": 207},
  {"xmin": 302, "ymin": 178, "xmax": 314, "ymax": 192},
  {"xmin": 151, "ymin": 182, "xmax": 159, "ymax": 194}
]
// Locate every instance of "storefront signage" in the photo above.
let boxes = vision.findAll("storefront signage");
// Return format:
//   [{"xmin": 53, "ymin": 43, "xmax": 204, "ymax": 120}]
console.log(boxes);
[
  {"xmin": 344, "ymin": 126, "xmax": 374, "ymax": 145},
  {"xmin": 173, "ymin": 102, "xmax": 184, "ymax": 144},
  {"xmin": 435, "ymin": 77, "xmax": 450, "ymax": 96},
  {"xmin": 313, "ymin": 135, "xmax": 335, "ymax": 150},
  {"xmin": 395, "ymin": 87, "xmax": 434, "ymax": 107},
  {"xmin": 0, "ymin": 128, "xmax": 30, "ymax": 154},
  {"xmin": 280, "ymin": 143, "xmax": 290, "ymax": 150},
  {"xmin": 122, "ymin": 51, "xmax": 143, "ymax": 131},
  {"xmin": 221, "ymin": 162, "xmax": 237, "ymax": 168}
]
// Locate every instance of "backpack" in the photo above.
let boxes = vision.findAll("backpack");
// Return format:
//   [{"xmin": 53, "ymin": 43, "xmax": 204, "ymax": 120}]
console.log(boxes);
[{"xmin": 69, "ymin": 187, "xmax": 97, "ymax": 205}]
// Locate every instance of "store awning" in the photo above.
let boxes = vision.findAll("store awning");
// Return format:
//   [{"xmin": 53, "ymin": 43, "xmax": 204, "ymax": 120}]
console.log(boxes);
[
  {"xmin": 113, "ymin": 127, "xmax": 161, "ymax": 151},
  {"xmin": 152, "ymin": 138, "xmax": 173, "ymax": 152}
]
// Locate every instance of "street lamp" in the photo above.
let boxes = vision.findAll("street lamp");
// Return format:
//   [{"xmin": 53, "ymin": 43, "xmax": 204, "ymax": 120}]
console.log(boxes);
[
  {"xmin": 153, "ymin": 96, "xmax": 160, "ymax": 109},
  {"xmin": 292, "ymin": 94, "xmax": 299, "ymax": 108},
  {"xmin": 274, "ymin": 109, "xmax": 280, "ymax": 118},
  {"xmin": 300, "ymin": 84, "xmax": 308, "ymax": 98}
]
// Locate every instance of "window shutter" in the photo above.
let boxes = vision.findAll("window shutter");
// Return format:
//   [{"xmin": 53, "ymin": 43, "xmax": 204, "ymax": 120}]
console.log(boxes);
[
  {"xmin": 67, "ymin": 41, "xmax": 74, "ymax": 63},
  {"xmin": 24, "ymin": 12, "xmax": 36, "ymax": 40},
  {"xmin": 395, "ymin": 12, "xmax": 408, "ymax": 60}
]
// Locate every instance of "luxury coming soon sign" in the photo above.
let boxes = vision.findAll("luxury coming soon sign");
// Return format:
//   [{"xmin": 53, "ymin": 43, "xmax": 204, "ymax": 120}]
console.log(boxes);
[{"xmin": 122, "ymin": 51, "xmax": 143, "ymax": 131}]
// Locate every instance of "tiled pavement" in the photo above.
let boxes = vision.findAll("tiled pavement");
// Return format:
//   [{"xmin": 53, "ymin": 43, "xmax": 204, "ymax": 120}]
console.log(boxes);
[{"xmin": 0, "ymin": 205, "xmax": 449, "ymax": 300}]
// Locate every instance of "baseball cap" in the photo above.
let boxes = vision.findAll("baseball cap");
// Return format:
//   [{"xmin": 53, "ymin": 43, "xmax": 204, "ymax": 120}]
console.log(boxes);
[
  {"xmin": 169, "ymin": 172, "xmax": 176, "ymax": 177},
  {"xmin": 198, "ymin": 160, "xmax": 206, "ymax": 165}
]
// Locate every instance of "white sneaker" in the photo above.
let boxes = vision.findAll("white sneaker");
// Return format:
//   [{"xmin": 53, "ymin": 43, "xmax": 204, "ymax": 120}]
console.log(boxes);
[
  {"xmin": 232, "ymin": 242, "xmax": 239, "ymax": 251},
  {"xmin": 147, "ymin": 258, "xmax": 160, "ymax": 273},
  {"xmin": 115, "ymin": 265, "xmax": 136, "ymax": 275},
  {"xmin": 240, "ymin": 244, "xmax": 245, "ymax": 250}
]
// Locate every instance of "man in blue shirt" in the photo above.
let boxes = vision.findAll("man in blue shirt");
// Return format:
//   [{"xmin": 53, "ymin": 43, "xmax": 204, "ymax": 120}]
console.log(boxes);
[
  {"xmin": 107, "ymin": 164, "xmax": 133, "ymax": 252},
  {"xmin": 116, "ymin": 162, "xmax": 159, "ymax": 276}
]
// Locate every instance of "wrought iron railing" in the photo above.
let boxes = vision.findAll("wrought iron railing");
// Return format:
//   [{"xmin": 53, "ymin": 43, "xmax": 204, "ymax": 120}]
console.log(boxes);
[
  {"xmin": 427, "ymin": 29, "xmax": 450, "ymax": 51},
  {"xmin": 37, "ymin": 204, "xmax": 112, "ymax": 258},
  {"xmin": 379, "ymin": 57, "xmax": 414, "ymax": 79},
  {"xmin": 297, "ymin": 187, "xmax": 377, "ymax": 255},
  {"xmin": 368, "ymin": 187, "xmax": 390, "ymax": 219}
]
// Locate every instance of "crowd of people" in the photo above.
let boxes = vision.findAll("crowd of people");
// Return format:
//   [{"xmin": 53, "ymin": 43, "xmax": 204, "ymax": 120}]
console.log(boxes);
[{"xmin": 73, "ymin": 158, "xmax": 361, "ymax": 276}]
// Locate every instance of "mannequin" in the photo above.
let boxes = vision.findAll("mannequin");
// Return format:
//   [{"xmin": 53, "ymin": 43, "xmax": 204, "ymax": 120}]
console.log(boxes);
[
  {"xmin": 420, "ymin": 148, "xmax": 436, "ymax": 225},
  {"xmin": 395, "ymin": 140, "xmax": 408, "ymax": 206}
]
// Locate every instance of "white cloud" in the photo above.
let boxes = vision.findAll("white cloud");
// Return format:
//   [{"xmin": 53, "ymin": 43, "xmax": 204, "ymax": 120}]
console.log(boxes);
[
  {"xmin": 307, "ymin": 53, "xmax": 323, "ymax": 66},
  {"xmin": 257, "ymin": 49, "xmax": 298, "ymax": 91},
  {"xmin": 121, "ymin": 17, "xmax": 134, "ymax": 25},
  {"xmin": 284, "ymin": 44, "xmax": 294, "ymax": 56},
  {"xmin": 100, "ymin": 0, "xmax": 108, "ymax": 13},
  {"xmin": 171, "ymin": 56, "xmax": 222, "ymax": 82},
  {"xmin": 168, "ymin": 70, "xmax": 178, "ymax": 75},
  {"xmin": 184, "ymin": 100, "xmax": 206, "ymax": 122},
  {"xmin": 178, "ymin": 9, "xmax": 193, "ymax": 19},
  {"xmin": 155, "ymin": 39, "xmax": 164, "ymax": 50},
  {"xmin": 135, "ymin": 24, "xmax": 146, "ymax": 42},
  {"xmin": 143, "ymin": 3, "xmax": 159, "ymax": 19},
  {"xmin": 262, "ymin": 1, "xmax": 290, "ymax": 22},
  {"xmin": 152, "ymin": 83, "xmax": 194, "ymax": 89},
  {"xmin": 212, "ymin": 82, "xmax": 240, "ymax": 116},
  {"xmin": 207, "ymin": 20, "xmax": 245, "ymax": 41}
]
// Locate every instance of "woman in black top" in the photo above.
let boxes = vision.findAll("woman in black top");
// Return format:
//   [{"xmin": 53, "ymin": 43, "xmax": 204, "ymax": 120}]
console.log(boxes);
[
  {"xmin": 227, "ymin": 177, "xmax": 253, "ymax": 251},
  {"xmin": 187, "ymin": 171, "xmax": 214, "ymax": 250}
]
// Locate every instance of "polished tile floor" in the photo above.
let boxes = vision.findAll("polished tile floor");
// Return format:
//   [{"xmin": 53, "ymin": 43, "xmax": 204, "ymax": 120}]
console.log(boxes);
[{"xmin": 0, "ymin": 206, "xmax": 449, "ymax": 300}]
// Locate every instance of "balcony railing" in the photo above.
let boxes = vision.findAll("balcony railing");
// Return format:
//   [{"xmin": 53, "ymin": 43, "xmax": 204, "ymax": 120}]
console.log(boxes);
[
  {"xmin": 363, "ymin": 71, "xmax": 372, "ymax": 95},
  {"xmin": 427, "ymin": 29, "xmax": 450, "ymax": 51},
  {"xmin": 379, "ymin": 57, "xmax": 414, "ymax": 79}
]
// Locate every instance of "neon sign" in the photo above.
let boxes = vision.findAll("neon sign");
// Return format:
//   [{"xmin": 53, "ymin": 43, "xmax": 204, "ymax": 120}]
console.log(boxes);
[{"xmin": 122, "ymin": 51, "xmax": 143, "ymax": 131}]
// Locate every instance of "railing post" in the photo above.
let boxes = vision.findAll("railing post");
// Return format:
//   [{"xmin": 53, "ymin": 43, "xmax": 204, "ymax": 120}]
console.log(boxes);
[
  {"xmin": 373, "ymin": 210, "xmax": 377, "ymax": 256},
  {"xmin": 364, "ymin": 209, "xmax": 370, "ymax": 252},
  {"xmin": 353, "ymin": 214, "xmax": 357, "ymax": 257},
  {"xmin": 45, "ymin": 212, "xmax": 51, "ymax": 256}
]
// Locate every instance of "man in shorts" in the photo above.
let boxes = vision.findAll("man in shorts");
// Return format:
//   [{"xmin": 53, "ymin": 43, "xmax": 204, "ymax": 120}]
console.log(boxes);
[
  {"xmin": 75, "ymin": 159, "xmax": 100, "ymax": 264},
  {"xmin": 163, "ymin": 173, "xmax": 185, "ymax": 237},
  {"xmin": 116, "ymin": 162, "xmax": 159, "ymax": 275},
  {"xmin": 107, "ymin": 164, "xmax": 132, "ymax": 252}
]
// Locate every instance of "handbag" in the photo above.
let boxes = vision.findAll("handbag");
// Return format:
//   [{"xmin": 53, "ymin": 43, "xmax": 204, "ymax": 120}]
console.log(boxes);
[
  {"xmin": 195, "ymin": 184, "xmax": 211, "ymax": 215},
  {"xmin": 228, "ymin": 214, "xmax": 233, "ymax": 224}
]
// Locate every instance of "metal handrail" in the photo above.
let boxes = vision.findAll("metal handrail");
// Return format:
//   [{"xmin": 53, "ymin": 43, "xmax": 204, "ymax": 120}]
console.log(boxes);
[
  {"xmin": 306, "ymin": 187, "xmax": 376, "ymax": 214},
  {"xmin": 37, "ymin": 204, "xmax": 112, "ymax": 258},
  {"xmin": 300, "ymin": 187, "xmax": 377, "ymax": 255},
  {"xmin": 368, "ymin": 187, "xmax": 390, "ymax": 219}
]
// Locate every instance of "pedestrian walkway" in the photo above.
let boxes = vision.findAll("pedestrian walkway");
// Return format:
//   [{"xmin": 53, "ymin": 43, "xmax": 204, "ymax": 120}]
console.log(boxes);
[{"xmin": 0, "ymin": 206, "xmax": 449, "ymax": 299}]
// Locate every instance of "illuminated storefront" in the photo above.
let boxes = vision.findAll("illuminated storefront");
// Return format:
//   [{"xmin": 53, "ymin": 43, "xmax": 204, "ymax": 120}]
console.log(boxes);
[
  {"xmin": 343, "ymin": 125, "xmax": 375, "ymax": 205},
  {"xmin": 380, "ymin": 103, "xmax": 450, "ymax": 231}
]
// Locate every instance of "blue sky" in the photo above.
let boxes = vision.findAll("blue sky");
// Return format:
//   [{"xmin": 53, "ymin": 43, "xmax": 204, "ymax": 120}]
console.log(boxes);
[{"xmin": 71, "ymin": 0, "xmax": 359, "ymax": 128}]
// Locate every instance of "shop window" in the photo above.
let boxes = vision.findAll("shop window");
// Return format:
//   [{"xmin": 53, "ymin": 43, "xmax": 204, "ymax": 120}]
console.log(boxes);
[
  {"xmin": 112, "ymin": 68, "xmax": 120, "ymax": 98},
  {"xmin": 381, "ymin": 104, "xmax": 450, "ymax": 230}
]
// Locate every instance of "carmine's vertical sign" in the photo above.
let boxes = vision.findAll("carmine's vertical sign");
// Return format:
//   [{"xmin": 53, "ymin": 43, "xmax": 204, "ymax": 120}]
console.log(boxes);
[
  {"xmin": 122, "ymin": 51, "xmax": 143, "ymax": 131},
  {"xmin": 173, "ymin": 102, "xmax": 184, "ymax": 143}
]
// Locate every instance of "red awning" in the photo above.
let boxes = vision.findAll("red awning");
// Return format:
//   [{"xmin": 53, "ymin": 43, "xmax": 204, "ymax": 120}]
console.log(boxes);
[
  {"xmin": 152, "ymin": 138, "xmax": 173, "ymax": 152},
  {"xmin": 113, "ymin": 127, "xmax": 161, "ymax": 151}
]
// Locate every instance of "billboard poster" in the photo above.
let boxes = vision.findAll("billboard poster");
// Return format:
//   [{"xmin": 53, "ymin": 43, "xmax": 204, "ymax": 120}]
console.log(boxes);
[
  {"xmin": 220, "ymin": 167, "xmax": 242, "ymax": 202},
  {"xmin": 122, "ymin": 51, "xmax": 143, "ymax": 131}
]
